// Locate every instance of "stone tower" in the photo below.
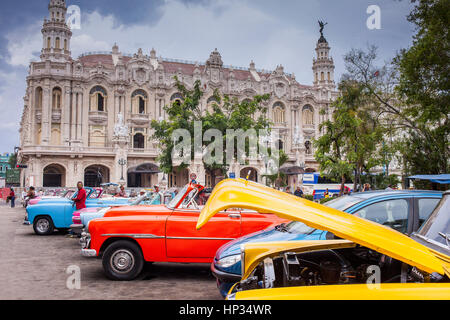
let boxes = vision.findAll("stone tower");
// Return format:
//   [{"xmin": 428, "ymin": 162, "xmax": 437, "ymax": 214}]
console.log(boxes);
[
  {"xmin": 41, "ymin": 0, "xmax": 72, "ymax": 62},
  {"xmin": 312, "ymin": 28, "xmax": 335, "ymax": 88}
]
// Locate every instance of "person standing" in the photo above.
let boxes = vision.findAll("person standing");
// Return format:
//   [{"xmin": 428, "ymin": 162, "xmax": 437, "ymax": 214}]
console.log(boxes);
[
  {"xmin": 9, "ymin": 188, "xmax": 15, "ymax": 208},
  {"xmin": 294, "ymin": 186, "xmax": 304, "ymax": 198},
  {"xmin": 154, "ymin": 185, "xmax": 163, "ymax": 203},
  {"xmin": 73, "ymin": 181, "xmax": 87, "ymax": 210},
  {"xmin": 324, "ymin": 188, "xmax": 330, "ymax": 199}
]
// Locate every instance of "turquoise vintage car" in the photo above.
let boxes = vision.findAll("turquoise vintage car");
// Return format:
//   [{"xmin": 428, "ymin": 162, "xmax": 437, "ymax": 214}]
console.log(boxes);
[
  {"xmin": 24, "ymin": 187, "xmax": 131, "ymax": 235},
  {"xmin": 70, "ymin": 192, "xmax": 173, "ymax": 234}
]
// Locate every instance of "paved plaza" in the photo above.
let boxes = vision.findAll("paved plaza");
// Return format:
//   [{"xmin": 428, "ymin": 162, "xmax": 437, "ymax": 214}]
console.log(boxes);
[{"xmin": 0, "ymin": 205, "xmax": 222, "ymax": 300}]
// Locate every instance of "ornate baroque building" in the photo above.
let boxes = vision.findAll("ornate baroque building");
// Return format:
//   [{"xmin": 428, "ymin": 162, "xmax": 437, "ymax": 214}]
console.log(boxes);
[{"xmin": 18, "ymin": 0, "xmax": 338, "ymax": 188}]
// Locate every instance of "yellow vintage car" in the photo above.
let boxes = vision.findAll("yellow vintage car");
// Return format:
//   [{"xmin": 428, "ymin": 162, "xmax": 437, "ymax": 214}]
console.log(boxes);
[{"xmin": 196, "ymin": 179, "xmax": 450, "ymax": 300}]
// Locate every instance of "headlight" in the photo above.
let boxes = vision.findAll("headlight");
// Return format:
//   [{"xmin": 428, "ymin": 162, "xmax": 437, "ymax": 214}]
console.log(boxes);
[{"xmin": 217, "ymin": 254, "xmax": 241, "ymax": 268}]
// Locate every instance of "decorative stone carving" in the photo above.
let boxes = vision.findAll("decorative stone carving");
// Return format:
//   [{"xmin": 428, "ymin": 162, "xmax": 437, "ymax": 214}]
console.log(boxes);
[{"xmin": 114, "ymin": 113, "xmax": 129, "ymax": 139}]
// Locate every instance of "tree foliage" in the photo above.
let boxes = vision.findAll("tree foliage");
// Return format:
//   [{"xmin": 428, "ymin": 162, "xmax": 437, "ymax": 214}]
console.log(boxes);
[
  {"xmin": 314, "ymin": 80, "xmax": 385, "ymax": 194},
  {"xmin": 151, "ymin": 77, "xmax": 272, "ymax": 178},
  {"xmin": 393, "ymin": 0, "xmax": 450, "ymax": 175}
]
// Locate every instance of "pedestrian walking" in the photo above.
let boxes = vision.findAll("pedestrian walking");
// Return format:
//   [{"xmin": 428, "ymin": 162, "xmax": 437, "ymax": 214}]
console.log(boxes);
[
  {"xmin": 9, "ymin": 188, "xmax": 15, "ymax": 208},
  {"xmin": 324, "ymin": 188, "xmax": 330, "ymax": 199}
]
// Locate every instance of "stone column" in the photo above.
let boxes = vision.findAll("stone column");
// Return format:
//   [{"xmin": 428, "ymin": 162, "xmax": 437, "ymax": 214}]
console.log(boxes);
[
  {"xmin": 82, "ymin": 90, "xmax": 90, "ymax": 147},
  {"xmin": 71, "ymin": 91, "xmax": 77, "ymax": 140},
  {"xmin": 63, "ymin": 86, "xmax": 71, "ymax": 145},
  {"xmin": 113, "ymin": 137, "xmax": 129, "ymax": 185},
  {"xmin": 41, "ymin": 86, "xmax": 51, "ymax": 145},
  {"xmin": 76, "ymin": 92, "xmax": 83, "ymax": 139}
]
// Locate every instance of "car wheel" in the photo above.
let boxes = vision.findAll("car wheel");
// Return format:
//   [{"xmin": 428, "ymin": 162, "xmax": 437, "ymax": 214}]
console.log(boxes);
[
  {"xmin": 102, "ymin": 240, "xmax": 144, "ymax": 281},
  {"xmin": 33, "ymin": 216, "xmax": 54, "ymax": 236}
]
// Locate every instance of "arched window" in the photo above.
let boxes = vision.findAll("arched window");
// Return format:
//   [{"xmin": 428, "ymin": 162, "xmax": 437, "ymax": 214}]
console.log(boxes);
[
  {"xmin": 47, "ymin": 37, "xmax": 51, "ymax": 49},
  {"xmin": 206, "ymin": 96, "xmax": 219, "ymax": 114},
  {"xmin": 305, "ymin": 140, "xmax": 312, "ymax": 155},
  {"xmin": 55, "ymin": 37, "xmax": 60, "ymax": 49},
  {"xmin": 303, "ymin": 105, "xmax": 314, "ymax": 126},
  {"xmin": 52, "ymin": 87, "xmax": 62, "ymax": 109},
  {"xmin": 321, "ymin": 72, "xmax": 324, "ymax": 81},
  {"xmin": 133, "ymin": 133, "xmax": 145, "ymax": 149},
  {"xmin": 43, "ymin": 164, "xmax": 66, "ymax": 187},
  {"xmin": 327, "ymin": 72, "xmax": 331, "ymax": 81},
  {"xmin": 170, "ymin": 92, "xmax": 184, "ymax": 102},
  {"xmin": 131, "ymin": 90, "xmax": 148, "ymax": 114},
  {"xmin": 90, "ymin": 86, "xmax": 107, "ymax": 112},
  {"xmin": 170, "ymin": 93, "xmax": 183, "ymax": 108},
  {"xmin": 273, "ymin": 102, "xmax": 285, "ymax": 124},
  {"xmin": 35, "ymin": 87, "xmax": 43, "ymax": 109},
  {"xmin": 276, "ymin": 139, "xmax": 284, "ymax": 151},
  {"xmin": 64, "ymin": 39, "xmax": 68, "ymax": 51}
]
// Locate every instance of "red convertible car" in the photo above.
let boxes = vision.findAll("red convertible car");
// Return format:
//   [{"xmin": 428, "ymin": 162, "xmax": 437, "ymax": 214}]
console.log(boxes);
[{"xmin": 80, "ymin": 183, "xmax": 288, "ymax": 280}]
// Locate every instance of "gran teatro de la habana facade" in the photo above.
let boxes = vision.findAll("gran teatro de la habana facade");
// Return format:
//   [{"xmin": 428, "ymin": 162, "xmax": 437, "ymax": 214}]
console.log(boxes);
[{"xmin": 18, "ymin": 0, "xmax": 338, "ymax": 189}]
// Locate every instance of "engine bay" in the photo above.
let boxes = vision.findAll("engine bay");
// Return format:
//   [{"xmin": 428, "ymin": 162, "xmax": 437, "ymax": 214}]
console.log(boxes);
[{"xmin": 238, "ymin": 246, "xmax": 447, "ymax": 292}]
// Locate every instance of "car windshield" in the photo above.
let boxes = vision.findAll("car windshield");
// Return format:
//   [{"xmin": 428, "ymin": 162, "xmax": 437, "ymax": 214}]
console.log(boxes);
[
  {"xmin": 64, "ymin": 190, "xmax": 75, "ymax": 199},
  {"xmin": 129, "ymin": 194, "xmax": 148, "ymax": 206},
  {"xmin": 284, "ymin": 195, "xmax": 364, "ymax": 234},
  {"xmin": 88, "ymin": 189, "xmax": 100, "ymax": 199},
  {"xmin": 324, "ymin": 195, "xmax": 363, "ymax": 211},
  {"xmin": 412, "ymin": 193, "xmax": 450, "ymax": 255},
  {"xmin": 167, "ymin": 186, "xmax": 188, "ymax": 209}
]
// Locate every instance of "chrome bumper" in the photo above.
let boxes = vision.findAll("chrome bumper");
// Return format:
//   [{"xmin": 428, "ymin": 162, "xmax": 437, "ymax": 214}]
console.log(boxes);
[{"xmin": 81, "ymin": 249, "xmax": 97, "ymax": 257}]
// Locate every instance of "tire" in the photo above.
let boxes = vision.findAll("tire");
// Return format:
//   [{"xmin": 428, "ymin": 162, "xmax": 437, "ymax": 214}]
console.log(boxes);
[
  {"xmin": 33, "ymin": 216, "xmax": 54, "ymax": 236},
  {"xmin": 102, "ymin": 240, "xmax": 144, "ymax": 281}
]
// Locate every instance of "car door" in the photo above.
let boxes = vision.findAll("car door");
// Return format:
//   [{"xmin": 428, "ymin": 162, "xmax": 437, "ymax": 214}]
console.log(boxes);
[
  {"xmin": 352, "ymin": 198, "xmax": 412, "ymax": 234},
  {"xmin": 166, "ymin": 208, "xmax": 242, "ymax": 259}
]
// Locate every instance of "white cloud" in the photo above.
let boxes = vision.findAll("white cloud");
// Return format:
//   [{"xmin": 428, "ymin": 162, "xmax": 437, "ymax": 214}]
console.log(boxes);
[
  {"xmin": 0, "ymin": 69, "xmax": 26, "ymax": 149},
  {"xmin": 5, "ymin": 21, "xmax": 42, "ymax": 67},
  {"xmin": 67, "ymin": 0, "xmax": 319, "ymax": 84}
]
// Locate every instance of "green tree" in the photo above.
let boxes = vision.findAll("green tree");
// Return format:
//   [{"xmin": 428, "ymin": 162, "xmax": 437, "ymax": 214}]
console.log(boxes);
[
  {"xmin": 393, "ymin": 0, "xmax": 450, "ymax": 175},
  {"xmin": 343, "ymin": 0, "xmax": 449, "ymax": 177},
  {"xmin": 261, "ymin": 150, "xmax": 288, "ymax": 188},
  {"xmin": 314, "ymin": 80, "xmax": 384, "ymax": 194},
  {"xmin": 151, "ymin": 77, "xmax": 272, "ymax": 182},
  {"xmin": 8, "ymin": 153, "xmax": 17, "ymax": 168}
]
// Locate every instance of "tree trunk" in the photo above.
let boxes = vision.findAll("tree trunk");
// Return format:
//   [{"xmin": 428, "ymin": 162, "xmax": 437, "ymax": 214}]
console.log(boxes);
[{"xmin": 339, "ymin": 175, "xmax": 346, "ymax": 196}]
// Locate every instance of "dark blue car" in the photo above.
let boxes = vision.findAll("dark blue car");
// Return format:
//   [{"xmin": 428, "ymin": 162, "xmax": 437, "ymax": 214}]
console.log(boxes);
[{"xmin": 212, "ymin": 190, "xmax": 443, "ymax": 297}]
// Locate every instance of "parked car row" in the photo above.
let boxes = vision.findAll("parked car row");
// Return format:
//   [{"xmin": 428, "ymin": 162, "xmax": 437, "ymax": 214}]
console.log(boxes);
[{"xmin": 23, "ymin": 179, "xmax": 449, "ymax": 299}]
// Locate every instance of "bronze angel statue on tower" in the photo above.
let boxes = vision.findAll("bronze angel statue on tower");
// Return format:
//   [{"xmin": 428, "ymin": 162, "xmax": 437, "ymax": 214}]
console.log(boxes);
[{"xmin": 318, "ymin": 20, "xmax": 328, "ymax": 37}]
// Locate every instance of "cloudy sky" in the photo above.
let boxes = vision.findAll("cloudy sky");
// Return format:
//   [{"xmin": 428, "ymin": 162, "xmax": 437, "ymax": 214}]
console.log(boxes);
[{"xmin": 0, "ymin": 0, "xmax": 416, "ymax": 153}]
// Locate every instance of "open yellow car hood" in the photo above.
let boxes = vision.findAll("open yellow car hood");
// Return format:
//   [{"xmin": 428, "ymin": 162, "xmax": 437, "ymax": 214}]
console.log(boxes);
[{"xmin": 197, "ymin": 179, "xmax": 447, "ymax": 275}]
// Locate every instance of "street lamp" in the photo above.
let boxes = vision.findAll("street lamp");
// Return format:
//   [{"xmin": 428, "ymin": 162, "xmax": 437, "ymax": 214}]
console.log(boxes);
[{"xmin": 118, "ymin": 158, "xmax": 127, "ymax": 181}]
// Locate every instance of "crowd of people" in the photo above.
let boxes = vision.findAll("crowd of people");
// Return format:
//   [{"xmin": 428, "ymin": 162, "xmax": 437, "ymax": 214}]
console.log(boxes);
[{"xmin": 6, "ymin": 179, "xmax": 405, "ymax": 209}]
